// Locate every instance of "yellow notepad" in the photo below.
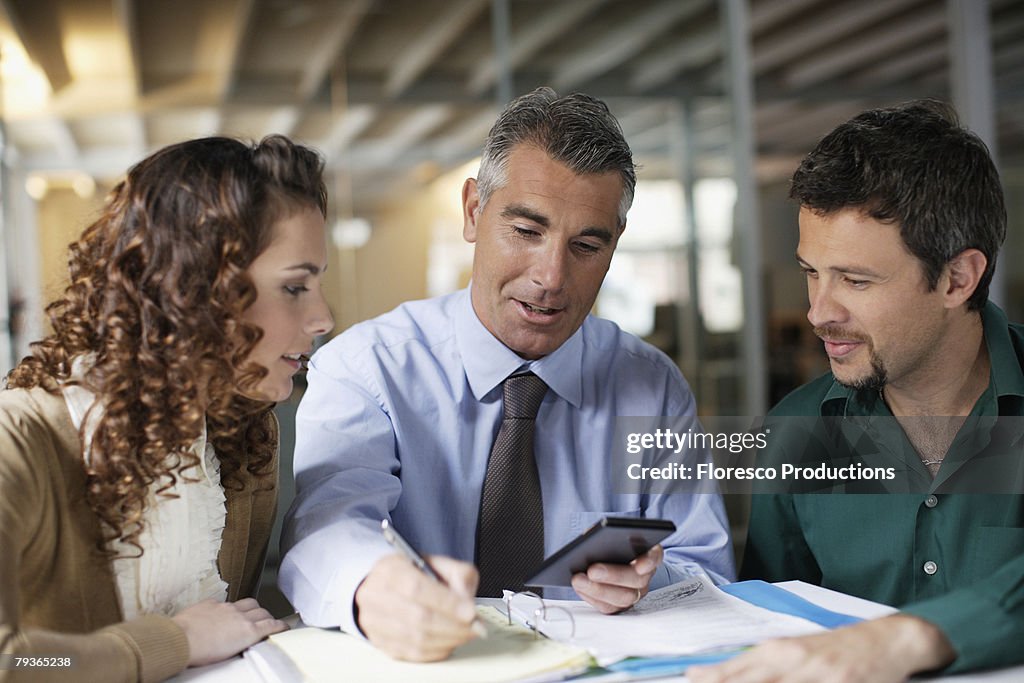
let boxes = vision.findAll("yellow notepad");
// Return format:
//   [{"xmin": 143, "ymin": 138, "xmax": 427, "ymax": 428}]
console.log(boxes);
[{"xmin": 261, "ymin": 606, "xmax": 592, "ymax": 683}]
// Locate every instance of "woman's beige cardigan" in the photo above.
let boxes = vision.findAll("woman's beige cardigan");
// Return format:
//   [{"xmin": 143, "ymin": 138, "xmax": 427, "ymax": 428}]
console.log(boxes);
[{"xmin": 0, "ymin": 387, "xmax": 278, "ymax": 682}]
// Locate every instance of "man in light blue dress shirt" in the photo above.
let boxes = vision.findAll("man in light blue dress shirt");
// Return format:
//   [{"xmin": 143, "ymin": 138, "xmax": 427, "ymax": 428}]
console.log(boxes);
[{"xmin": 280, "ymin": 87, "xmax": 734, "ymax": 661}]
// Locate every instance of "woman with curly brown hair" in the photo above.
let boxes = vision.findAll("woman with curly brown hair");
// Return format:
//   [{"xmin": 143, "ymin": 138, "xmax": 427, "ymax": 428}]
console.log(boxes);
[{"xmin": 0, "ymin": 135, "xmax": 333, "ymax": 682}]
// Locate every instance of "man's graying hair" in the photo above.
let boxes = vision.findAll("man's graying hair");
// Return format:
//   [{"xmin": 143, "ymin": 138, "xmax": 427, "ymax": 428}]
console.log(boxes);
[
  {"xmin": 476, "ymin": 87, "xmax": 637, "ymax": 227},
  {"xmin": 790, "ymin": 99, "xmax": 1006, "ymax": 311}
]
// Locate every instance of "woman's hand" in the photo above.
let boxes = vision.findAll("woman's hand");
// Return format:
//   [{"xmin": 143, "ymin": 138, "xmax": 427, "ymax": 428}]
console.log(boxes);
[{"xmin": 172, "ymin": 598, "xmax": 289, "ymax": 667}]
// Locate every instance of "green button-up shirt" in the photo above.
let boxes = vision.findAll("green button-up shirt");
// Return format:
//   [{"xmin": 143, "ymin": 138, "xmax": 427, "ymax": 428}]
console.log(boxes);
[{"xmin": 742, "ymin": 301, "xmax": 1024, "ymax": 673}]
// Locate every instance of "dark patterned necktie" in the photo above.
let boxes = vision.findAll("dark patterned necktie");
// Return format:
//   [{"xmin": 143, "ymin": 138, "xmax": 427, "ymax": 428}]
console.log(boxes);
[{"xmin": 475, "ymin": 371, "xmax": 548, "ymax": 597}]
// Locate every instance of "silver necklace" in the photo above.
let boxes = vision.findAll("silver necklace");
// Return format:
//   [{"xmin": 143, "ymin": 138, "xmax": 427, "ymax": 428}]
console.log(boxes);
[{"xmin": 879, "ymin": 389, "xmax": 947, "ymax": 468}]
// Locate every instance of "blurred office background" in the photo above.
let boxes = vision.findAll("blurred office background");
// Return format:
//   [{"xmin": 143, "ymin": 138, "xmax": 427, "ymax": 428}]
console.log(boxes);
[{"xmin": 0, "ymin": 0, "xmax": 1022, "ymax": 614}]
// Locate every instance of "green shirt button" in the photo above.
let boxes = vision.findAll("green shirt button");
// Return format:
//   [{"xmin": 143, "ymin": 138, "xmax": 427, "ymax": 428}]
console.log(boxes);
[
  {"xmin": 923, "ymin": 561, "xmax": 938, "ymax": 575},
  {"xmin": 925, "ymin": 495, "xmax": 938, "ymax": 508}
]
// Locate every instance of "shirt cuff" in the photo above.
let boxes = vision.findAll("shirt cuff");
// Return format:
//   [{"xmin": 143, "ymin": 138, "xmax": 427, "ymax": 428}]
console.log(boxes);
[
  {"xmin": 901, "ymin": 593, "xmax": 1020, "ymax": 673},
  {"xmin": 280, "ymin": 539, "xmax": 393, "ymax": 635},
  {"xmin": 101, "ymin": 615, "xmax": 189, "ymax": 683}
]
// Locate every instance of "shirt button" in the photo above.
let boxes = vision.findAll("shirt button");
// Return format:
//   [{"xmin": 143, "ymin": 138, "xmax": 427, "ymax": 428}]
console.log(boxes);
[
  {"xmin": 923, "ymin": 561, "xmax": 938, "ymax": 575},
  {"xmin": 925, "ymin": 495, "xmax": 938, "ymax": 508}
]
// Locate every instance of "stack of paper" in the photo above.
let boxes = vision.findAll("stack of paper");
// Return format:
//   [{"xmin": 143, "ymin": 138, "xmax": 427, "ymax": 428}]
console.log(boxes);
[
  {"xmin": 506, "ymin": 576, "xmax": 828, "ymax": 666},
  {"xmin": 249, "ymin": 606, "xmax": 592, "ymax": 683}
]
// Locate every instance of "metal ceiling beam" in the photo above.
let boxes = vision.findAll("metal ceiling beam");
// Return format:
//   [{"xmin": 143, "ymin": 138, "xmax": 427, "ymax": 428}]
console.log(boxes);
[
  {"xmin": 112, "ymin": 0, "xmax": 142, "ymax": 96},
  {"xmin": 145, "ymin": 107, "xmax": 221, "ymax": 146},
  {"xmin": 322, "ymin": 104, "xmax": 377, "ymax": 159},
  {"xmin": 1, "ymin": 0, "xmax": 72, "ymax": 91},
  {"xmin": 50, "ymin": 118, "xmax": 79, "ymax": 162},
  {"xmin": 466, "ymin": 0, "xmax": 609, "ymax": 96},
  {"xmin": 995, "ymin": 38, "xmax": 1024, "ymax": 70},
  {"xmin": 615, "ymin": 101, "xmax": 672, "ymax": 140},
  {"xmin": 179, "ymin": 0, "xmax": 256, "ymax": 136},
  {"xmin": 211, "ymin": 0, "xmax": 257, "ymax": 101},
  {"xmin": 352, "ymin": 115, "xmax": 447, "ymax": 167},
  {"xmin": 758, "ymin": 100, "xmax": 865, "ymax": 150},
  {"xmin": 630, "ymin": 27, "xmax": 719, "ymax": 92},
  {"xmin": 298, "ymin": 0, "xmax": 373, "ymax": 100},
  {"xmin": 947, "ymin": 0, "xmax": 999, "ymax": 302},
  {"xmin": 263, "ymin": 0, "xmax": 374, "ymax": 140},
  {"xmin": 992, "ymin": 0, "xmax": 1023, "ymax": 11},
  {"xmin": 15, "ymin": 147, "xmax": 140, "ymax": 176},
  {"xmin": 991, "ymin": 10, "xmax": 1024, "ymax": 43},
  {"xmin": 427, "ymin": 106, "xmax": 497, "ymax": 156},
  {"xmin": 552, "ymin": 0, "xmax": 709, "ymax": 92},
  {"xmin": 385, "ymin": 104, "xmax": 452, "ymax": 149},
  {"xmin": 262, "ymin": 106, "xmax": 303, "ymax": 140},
  {"xmin": 784, "ymin": 8, "xmax": 945, "ymax": 89},
  {"xmin": 385, "ymin": 0, "xmax": 488, "ymax": 99},
  {"xmin": 721, "ymin": 0, "xmax": 766, "ymax": 417},
  {"xmin": 488, "ymin": 0, "xmax": 512, "ymax": 104},
  {"xmin": 852, "ymin": 42, "xmax": 946, "ymax": 87},
  {"xmin": 129, "ymin": 114, "xmax": 147, "ymax": 157},
  {"xmin": 748, "ymin": 0, "xmax": 824, "ymax": 35},
  {"xmin": 752, "ymin": 0, "xmax": 922, "ymax": 76},
  {"xmin": 111, "ymin": 0, "xmax": 148, "ymax": 153},
  {"xmin": 624, "ymin": 122, "xmax": 677, "ymax": 154},
  {"xmin": 754, "ymin": 76, "xmax": 943, "ymax": 104},
  {"xmin": 11, "ymin": 117, "xmax": 80, "ymax": 163},
  {"xmin": 691, "ymin": 98, "xmax": 730, "ymax": 130},
  {"xmin": 996, "ymin": 62, "xmax": 1024, "ymax": 92},
  {"xmin": 357, "ymin": 105, "xmax": 453, "ymax": 166},
  {"xmin": 754, "ymin": 99, "xmax": 802, "ymax": 130}
]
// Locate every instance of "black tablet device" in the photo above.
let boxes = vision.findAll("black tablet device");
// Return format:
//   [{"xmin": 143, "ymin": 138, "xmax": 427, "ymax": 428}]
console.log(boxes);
[{"xmin": 525, "ymin": 517, "xmax": 677, "ymax": 588}]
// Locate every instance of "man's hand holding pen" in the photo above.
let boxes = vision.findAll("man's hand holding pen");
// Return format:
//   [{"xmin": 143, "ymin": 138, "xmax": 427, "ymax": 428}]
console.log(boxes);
[
  {"xmin": 356, "ymin": 520, "xmax": 487, "ymax": 661},
  {"xmin": 355, "ymin": 553, "xmax": 482, "ymax": 662},
  {"xmin": 362, "ymin": 519, "xmax": 663, "ymax": 661}
]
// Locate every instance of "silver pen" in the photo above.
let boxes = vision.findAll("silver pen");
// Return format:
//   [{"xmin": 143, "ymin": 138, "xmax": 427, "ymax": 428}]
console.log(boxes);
[{"xmin": 380, "ymin": 519, "xmax": 488, "ymax": 638}]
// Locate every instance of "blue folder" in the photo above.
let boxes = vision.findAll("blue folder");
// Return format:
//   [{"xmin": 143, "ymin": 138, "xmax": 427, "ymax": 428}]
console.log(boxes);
[
  {"xmin": 600, "ymin": 580, "xmax": 861, "ymax": 679},
  {"xmin": 719, "ymin": 580, "xmax": 862, "ymax": 629}
]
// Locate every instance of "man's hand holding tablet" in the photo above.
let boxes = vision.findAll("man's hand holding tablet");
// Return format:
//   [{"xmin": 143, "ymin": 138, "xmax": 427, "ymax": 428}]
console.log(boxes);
[{"xmin": 527, "ymin": 517, "xmax": 676, "ymax": 614}]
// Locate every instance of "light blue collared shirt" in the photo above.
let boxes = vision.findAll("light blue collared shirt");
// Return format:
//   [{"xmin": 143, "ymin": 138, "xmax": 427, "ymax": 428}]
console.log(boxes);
[{"xmin": 280, "ymin": 288, "xmax": 734, "ymax": 631}]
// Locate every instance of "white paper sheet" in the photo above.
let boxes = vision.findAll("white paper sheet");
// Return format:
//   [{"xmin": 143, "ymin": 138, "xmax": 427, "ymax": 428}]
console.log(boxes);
[{"xmin": 506, "ymin": 576, "xmax": 825, "ymax": 666}]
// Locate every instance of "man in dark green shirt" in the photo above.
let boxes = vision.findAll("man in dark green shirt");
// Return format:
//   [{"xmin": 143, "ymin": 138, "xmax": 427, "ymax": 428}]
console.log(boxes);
[{"xmin": 691, "ymin": 101, "xmax": 1022, "ymax": 682}]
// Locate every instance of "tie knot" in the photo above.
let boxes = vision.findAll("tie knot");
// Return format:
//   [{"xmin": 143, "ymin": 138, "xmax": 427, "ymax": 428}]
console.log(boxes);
[{"xmin": 502, "ymin": 372, "xmax": 548, "ymax": 419}]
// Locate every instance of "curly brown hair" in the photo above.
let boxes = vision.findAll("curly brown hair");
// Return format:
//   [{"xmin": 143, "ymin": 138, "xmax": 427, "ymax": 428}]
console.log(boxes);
[{"xmin": 6, "ymin": 135, "xmax": 327, "ymax": 555}]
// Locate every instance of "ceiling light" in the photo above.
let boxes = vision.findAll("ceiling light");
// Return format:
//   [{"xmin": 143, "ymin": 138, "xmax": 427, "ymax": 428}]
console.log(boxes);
[
  {"xmin": 25, "ymin": 175, "xmax": 48, "ymax": 200},
  {"xmin": 332, "ymin": 217, "xmax": 372, "ymax": 249},
  {"xmin": 72, "ymin": 174, "xmax": 96, "ymax": 198}
]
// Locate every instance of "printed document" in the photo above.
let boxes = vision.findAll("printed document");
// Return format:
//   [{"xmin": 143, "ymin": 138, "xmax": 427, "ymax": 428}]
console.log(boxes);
[{"xmin": 506, "ymin": 575, "xmax": 825, "ymax": 665}]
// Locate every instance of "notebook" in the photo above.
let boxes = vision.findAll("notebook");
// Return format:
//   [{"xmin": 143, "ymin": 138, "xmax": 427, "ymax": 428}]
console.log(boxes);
[{"xmin": 247, "ymin": 606, "xmax": 592, "ymax": 683}]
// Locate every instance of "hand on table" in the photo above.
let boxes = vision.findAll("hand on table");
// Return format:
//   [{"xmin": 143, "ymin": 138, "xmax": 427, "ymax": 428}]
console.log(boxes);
[
  {"xmin": 172, "ymin": 597, "xmax": 289, "ymax": 667},
  {"xmin": 571, "ymin": 544, "xmax": 664, "ymax": 614},
  {"xmin": 687, "ymin": 613, "xmax": 955, "ymax": 683},
  {"xmin": 354, "ymin": 553, "xmax": 481, "ymax": 662}
]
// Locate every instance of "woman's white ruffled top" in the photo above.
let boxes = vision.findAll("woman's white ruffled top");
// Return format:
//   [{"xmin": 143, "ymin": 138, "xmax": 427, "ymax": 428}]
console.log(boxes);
[{"xmin": 62, "ymin": 359, "xmax": 229, "ymax": 620}]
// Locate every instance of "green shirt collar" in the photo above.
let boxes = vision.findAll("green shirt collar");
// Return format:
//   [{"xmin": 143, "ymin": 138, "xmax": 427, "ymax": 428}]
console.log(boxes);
[
  {"xmin": 981, "ymin": 300, "xmax": 1024, "ymax": 400},
  {"xmin": 818, "ymin": 300, "xmax": 1024, "ymax": 417}
]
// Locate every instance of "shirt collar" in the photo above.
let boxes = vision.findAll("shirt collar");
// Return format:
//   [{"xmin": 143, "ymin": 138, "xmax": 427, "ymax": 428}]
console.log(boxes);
[
  {"xmin": 980, "ymin": 300, "xmax": 1024, "ymax": 401},
  {"xmin": 455, "ymin": 285, "xmax": 583, "ymax": 407},
  {"xmin": 820, "ymin": 379, "xmax": 855, "ymax": 416},
  {"xmin": 818, "ymin": 300, "xmax": 1024, "ymax": 416}
]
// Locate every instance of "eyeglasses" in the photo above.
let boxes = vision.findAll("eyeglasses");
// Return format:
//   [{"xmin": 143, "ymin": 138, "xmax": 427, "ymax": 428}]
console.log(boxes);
[{"xmin": 504, "ymin": 590, "xmax": 576, "ymax": 642}]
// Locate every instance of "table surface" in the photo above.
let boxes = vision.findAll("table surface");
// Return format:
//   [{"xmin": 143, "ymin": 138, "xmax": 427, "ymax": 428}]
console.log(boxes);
[{"xmin": 167, "ymin": 581, "xmax": 1024, "ymax": 682}]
